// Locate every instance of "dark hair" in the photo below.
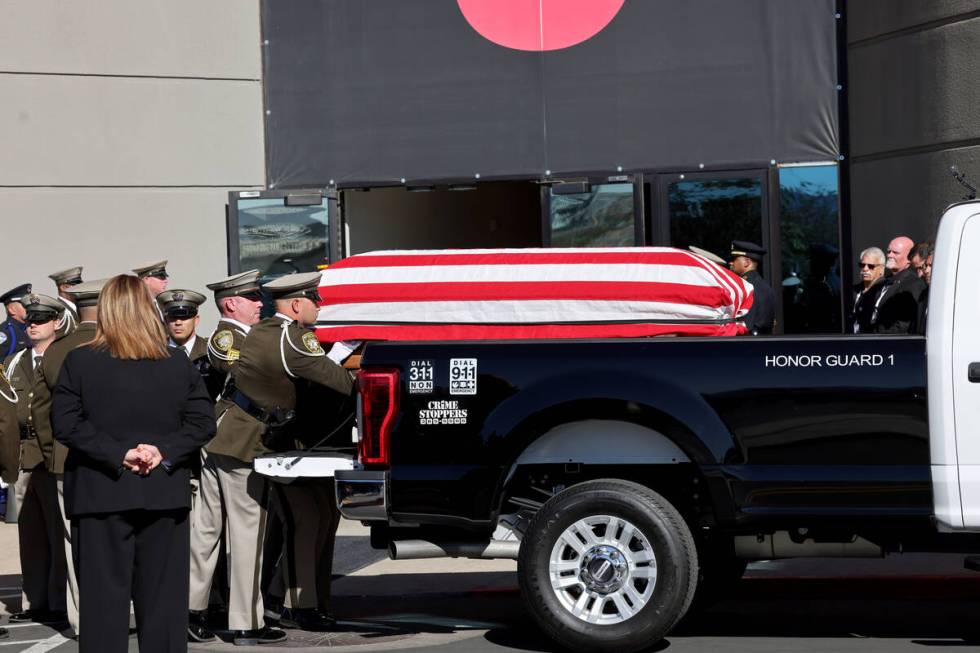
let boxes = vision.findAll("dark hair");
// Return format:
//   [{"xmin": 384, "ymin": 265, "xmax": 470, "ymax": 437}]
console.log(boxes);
[{"xmin": 913, "ymin": 242, "xmax": 933, "ymax": 259}]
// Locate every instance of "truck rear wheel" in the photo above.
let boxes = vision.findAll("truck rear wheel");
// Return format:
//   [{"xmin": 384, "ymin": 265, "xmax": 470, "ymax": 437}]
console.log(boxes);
[{"xmin": 518, "ymin": 479, "xmax": 698, "ymax": 653}]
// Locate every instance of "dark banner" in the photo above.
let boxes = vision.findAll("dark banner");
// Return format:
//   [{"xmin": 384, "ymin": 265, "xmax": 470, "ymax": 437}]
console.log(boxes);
[{"xmin": 263, "ymin": 0, "xmax": 839, "ymax": 187}]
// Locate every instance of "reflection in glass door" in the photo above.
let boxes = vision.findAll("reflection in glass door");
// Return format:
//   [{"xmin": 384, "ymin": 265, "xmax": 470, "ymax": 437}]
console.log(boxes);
[
  {"xmin": 660, "ymin": 174, "xmax": 767, "ymax": 268},
  {"xmin": 546, "ymin": 180, "xmax": 641, "ymax": 247}
]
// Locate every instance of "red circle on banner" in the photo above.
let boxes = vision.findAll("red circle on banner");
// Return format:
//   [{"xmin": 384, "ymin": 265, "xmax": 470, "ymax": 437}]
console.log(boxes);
[{"xmin": 457, "ymin": 0, "xmax": 625, "ymax": 52}]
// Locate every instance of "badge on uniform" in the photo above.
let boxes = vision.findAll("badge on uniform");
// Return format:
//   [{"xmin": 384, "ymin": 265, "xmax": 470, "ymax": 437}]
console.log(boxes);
[
  {"xmin": 301, "ymin": 332, "xmax": 324, "ymax": 354},
  {"xmin": 0, "ymin": 332, "xmax": 7, "ymax": 345},
  {"xmin": 213, "ymin": 330, "xmax": 234, "ymax": 352}
]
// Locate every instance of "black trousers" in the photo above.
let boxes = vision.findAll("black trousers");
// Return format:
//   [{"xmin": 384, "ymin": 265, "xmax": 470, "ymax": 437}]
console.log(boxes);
[{"xmin": 72, "ymin": 509, "xmax": 190, "ymax": 653}]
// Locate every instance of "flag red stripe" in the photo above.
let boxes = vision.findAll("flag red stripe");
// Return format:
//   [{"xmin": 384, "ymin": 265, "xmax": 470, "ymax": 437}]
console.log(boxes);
[
  {"xmin": 329, "ymin": 250, "xmax": 708, "ymax": 269},
  {"xmin": 316, "ymin": 322, "xmax": 744, "ymax": 342},
  {"xmin": 318, "ymin": 281, "xmax": 733, "ymax": 308}
]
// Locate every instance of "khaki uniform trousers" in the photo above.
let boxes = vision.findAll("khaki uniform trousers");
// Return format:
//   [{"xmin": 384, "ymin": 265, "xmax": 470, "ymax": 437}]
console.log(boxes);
[
  {"xmin": 270, "ymin": 481, "xmax": 339, "ymax": 610},
  {"xmin": 188, "ymin": 450, "xmax": 268, "ymax": 631},
  {"xmin": 55, "ymin": 475, "xmax": 80, "ymax": 633},
  {"xmin": 15, "ymin": 466, "xmax": 66, "ymax": 612}
]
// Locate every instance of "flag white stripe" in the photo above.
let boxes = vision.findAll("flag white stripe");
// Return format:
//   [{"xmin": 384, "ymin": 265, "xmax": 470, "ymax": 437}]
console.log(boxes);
[{"xmin": 321, "ymin": 263, "xmax": 732, "ymax": 291}]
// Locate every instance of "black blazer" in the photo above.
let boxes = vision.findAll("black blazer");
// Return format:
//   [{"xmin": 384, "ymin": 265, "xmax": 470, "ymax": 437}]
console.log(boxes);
[
  {"xmin": 873, "ymin": 267, "xmax": 927, "ymax": 334},
  {"xmin": 52, "ymin": 346, "xmax": 216, "ymax": 517}
]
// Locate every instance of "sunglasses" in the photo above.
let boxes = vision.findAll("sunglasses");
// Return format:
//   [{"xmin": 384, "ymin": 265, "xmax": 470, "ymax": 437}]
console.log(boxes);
[
  {"xmin": 238, "ymin": 292, "xmax": 263, "ymax": 302},
  {"xmin": 148, "ymin": 273, "xmax": 169, "ymax": 280},
  {"xmin": 26, "ymin": 317, "xmax": 55, "ymax": 325},
  {"xmin": 859, "ymin": 263, "xmax": 881, "ymax": 269}
]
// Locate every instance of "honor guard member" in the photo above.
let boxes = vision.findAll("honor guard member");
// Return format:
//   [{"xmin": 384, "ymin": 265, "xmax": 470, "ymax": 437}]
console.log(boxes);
[
  {"xmin": 258, "ymin": 273, "xmax": 352, "ymax": 631},
  {"xmin": 48, "ymin": 267, "xmax": 82, "ymax": 337},
  {"xmin": 158, "ymin": 290, "xmax": 222, "ymax": 401},
  {"xmin": 188, "ymin": 272, "xmax": 351, "ymax": 644},
  {"xmin": 4, "ymin": 295, "xmax": 67, "ymax": 624},
  {"xmin": 730, "ymin": 240, "xmax": 776, "ymax": 335},
  {"xmin": 688, "ymin": 245, "xmax": 727, "ymax": 267},
  {"xmin": 205, "ymin": 270, "xmax": 264, "ymax": 394},
  {"xmin": 0, "ymin": 370, "xmax": 19, "ymax": 639},
  {"xmin": 32, "ymin": 279, "xmax": 106, "ymax": 636},
  {"xmin": 0, "ymin": 284, "xmax": 33, "ymax": 358},
  {"xmin": 133, "ymin": 260, "xmax": 169, "ymax": 321}
]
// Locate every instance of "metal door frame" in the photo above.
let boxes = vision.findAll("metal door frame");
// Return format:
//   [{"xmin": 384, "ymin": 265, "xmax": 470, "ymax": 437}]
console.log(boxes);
[
  {"xmin": 541, "ymin": 174, "xmax": 646, "ymax": 247},
  {"xmin": 226, "ymin": 188, "xmax": 339, "ymax": 275},
  {"xmin": 651, "ymin": 168, "xmax": 782, "ymax": 332}
]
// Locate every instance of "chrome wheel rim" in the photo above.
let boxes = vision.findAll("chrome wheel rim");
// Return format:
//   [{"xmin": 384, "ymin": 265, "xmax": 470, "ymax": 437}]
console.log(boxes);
[{"xmin": 548, "ymin": 515, "xmax": 657, "ymax": 625}]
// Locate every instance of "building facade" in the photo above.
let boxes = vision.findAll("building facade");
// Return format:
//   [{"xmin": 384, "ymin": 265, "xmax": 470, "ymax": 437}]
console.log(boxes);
[{"xmin": 4, "ymin": 1, "xmax": 978, "ymax": 334}]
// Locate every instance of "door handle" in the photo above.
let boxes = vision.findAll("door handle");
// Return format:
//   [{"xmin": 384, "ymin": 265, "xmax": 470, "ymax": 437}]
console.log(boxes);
[{"xmin": 970, "ymin": 363, "xmax": 980, "ymax": 383}]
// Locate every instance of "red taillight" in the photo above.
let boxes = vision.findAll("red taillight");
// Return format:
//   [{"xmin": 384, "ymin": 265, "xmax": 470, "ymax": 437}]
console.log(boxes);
[{"xmin": 357, "ymin": 369, "xmax": 399, "ymax": 467}]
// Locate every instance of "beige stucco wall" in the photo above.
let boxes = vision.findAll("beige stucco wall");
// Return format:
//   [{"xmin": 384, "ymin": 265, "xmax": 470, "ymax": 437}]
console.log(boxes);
[{"xmin": 0, "ymin": 0, "xmax": 265, "ymax": 333}]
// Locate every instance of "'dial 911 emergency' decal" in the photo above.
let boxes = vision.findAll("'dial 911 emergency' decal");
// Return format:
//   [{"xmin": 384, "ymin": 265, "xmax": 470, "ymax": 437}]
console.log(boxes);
[{"xmin": 450, "ymin": 358, "xmax": 477, "ymax": 395}]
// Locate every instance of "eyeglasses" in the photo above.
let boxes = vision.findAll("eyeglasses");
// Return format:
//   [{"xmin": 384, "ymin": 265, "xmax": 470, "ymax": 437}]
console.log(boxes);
[{"xmin": 859, "ymin": 262, "xmax": 882, "ymax": 269}]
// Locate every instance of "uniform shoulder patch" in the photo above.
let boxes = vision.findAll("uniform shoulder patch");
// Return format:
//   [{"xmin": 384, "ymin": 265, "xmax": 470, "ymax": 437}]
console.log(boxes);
[
  {"xmin": 212, "ymin": 330, "xmax": 234, "ymax": 352},
  {"xmin": 301, "ymin": 331, "xmax": 324, "ymax": 355}
]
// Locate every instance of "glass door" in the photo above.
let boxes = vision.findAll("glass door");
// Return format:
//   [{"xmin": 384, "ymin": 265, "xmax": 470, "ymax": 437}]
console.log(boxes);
[
  {"xmin": 543, "ymin": 175, "xmax": 644, "ymax": 247},
  {"xmin": 654, "ymin": 171, "xmax": 770, "ymax": 275},
  {"xmin": 226, "ymin": 189, "xmax": 340, "ymax": 277}
]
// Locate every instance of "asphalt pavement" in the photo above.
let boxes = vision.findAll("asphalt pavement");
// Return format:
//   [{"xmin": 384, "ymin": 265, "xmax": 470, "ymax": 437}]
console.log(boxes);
[{"xmin": 3, "ymin": 521, "xmax": 980, "ymax": 651}]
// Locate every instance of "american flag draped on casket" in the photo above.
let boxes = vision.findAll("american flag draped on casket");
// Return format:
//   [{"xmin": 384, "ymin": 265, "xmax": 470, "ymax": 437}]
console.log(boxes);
[{"xmin": 315, "ymin": 248, "xmax": 754, "ymax": 342}]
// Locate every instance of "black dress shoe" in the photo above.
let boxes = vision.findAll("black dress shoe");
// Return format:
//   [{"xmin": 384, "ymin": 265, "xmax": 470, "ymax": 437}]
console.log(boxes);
[
  {"xmin": 279, "ymin": 608, "xmax": 336, "ymax": 632},
  {"xmin": 0, "ymin": 627, "xmax": 7, "ymax": 639},
  {"xmin": 8, "ymin": 611, "xmax": 36, "ymax": 623},
  {"xmin": 232, "ymin": 626, "xmax": 286, "ymax": 646},
  {"xmin": 187, "ymin": 611, "xmax": 216, "ymax": 643}
]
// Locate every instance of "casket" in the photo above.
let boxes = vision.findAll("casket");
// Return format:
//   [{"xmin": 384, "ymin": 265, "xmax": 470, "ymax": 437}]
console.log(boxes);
[{"xmin": 315, "ymin": 247, "xmax": 754, "ymax": 341}]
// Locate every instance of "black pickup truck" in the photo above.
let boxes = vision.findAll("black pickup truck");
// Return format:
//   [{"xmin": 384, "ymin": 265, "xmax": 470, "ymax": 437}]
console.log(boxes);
[{"xmin": 334, "ymin": 202, "xmax": 980, "ymax": 652}]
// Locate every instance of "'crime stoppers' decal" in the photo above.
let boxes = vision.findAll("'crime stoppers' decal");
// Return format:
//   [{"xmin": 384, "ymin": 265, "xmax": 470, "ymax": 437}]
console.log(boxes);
[
  {"xmin": 450, "ymin": 358, "xmax": 477, "ymax": 395},
  {"xmin": 420, "ymin": 400, "xmax": 468, "ymax": 425}
]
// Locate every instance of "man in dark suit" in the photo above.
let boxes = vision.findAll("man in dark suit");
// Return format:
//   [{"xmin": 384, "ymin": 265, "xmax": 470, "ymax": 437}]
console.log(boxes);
[
  {"xmin": 873, "ymin": 236, "xmax": 927, "ymax": 334},
  {"xmin": 32, "ymin": 279, "xmax": 106, "ymax": 636},
  {"xmin": 4, "ymin": 295, "xmax": 68, "ymax": 624},
  {"xmin": 0, "ymin": 284, "xmax": 33, "ymax": 358},
  {"xmin": 730, "ymin": 241, "xmax": 776, "ymax": 335}
]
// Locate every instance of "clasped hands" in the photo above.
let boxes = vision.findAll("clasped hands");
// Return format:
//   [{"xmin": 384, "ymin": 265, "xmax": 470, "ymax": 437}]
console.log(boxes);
[{"xmin": 122, "ymin": 444, "xmax": 164, "ymax": 476}]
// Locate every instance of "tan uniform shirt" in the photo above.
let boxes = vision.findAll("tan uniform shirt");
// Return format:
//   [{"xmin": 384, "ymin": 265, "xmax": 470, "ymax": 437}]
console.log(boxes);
[
  {"xmin": 33, "ymin": 322, "xmax": 96, "ymax": 474},
  {"xmin": 2, "ymin": 349, "xmax": 45, "ymax": 470},
  {"xmin": 205, "ymin": 315, "xmax": 353, "ymax": 463},
  {"xmin": 207, "ymin": 319, "xmax": 249, "ymax": 392}
]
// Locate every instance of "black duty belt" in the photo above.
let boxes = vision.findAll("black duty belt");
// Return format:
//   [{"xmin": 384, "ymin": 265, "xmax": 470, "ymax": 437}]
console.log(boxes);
[{"xmin": 228, "ymin": 389, "xmax": 294, "ymax": 427}]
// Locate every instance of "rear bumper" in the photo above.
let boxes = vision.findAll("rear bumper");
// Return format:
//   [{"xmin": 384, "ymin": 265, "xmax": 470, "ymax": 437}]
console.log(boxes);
[{"xmin": 335, "ymin": 470, "xmax": 387, "ymax": 521}]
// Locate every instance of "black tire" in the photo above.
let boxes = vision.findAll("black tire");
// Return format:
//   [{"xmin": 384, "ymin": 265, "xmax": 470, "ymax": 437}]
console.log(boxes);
[{"xmin": 518, "ymin": 479, "xmax": 699, "ymax": 653}]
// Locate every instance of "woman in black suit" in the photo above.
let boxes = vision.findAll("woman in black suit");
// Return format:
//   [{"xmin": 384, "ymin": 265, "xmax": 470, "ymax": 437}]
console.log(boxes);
[{"xmin": 52, "ymin": 275, "xmax": 215, "ymax": 653}]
